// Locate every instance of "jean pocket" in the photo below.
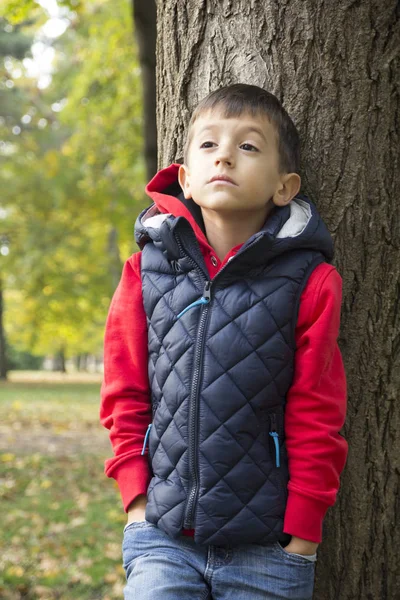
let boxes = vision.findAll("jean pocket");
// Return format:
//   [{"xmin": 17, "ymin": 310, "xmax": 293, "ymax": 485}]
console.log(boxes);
[
  {"xmin": 274, "ymin": 541, "xmax": 317, "ymax": 564},
  {"xmin": 123, "ymin": 520, "xmax": 154, "ymax": 534}
]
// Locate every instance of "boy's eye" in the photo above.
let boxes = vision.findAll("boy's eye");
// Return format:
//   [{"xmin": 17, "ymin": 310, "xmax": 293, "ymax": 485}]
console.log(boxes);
[
  {"xmin": 199, "ymin": 141, "xmax": 258, "ymax": 151},
  {"xmin": 240, "ymin": 143, "xmax": 258, "ymax": 152}
]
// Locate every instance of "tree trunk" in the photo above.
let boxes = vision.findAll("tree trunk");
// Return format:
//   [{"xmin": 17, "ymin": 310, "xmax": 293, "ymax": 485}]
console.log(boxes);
[
  {"xmin": 132, "ymin": 0, "xmax": 157, "ymax": 181},
  {"xmin": 75, "ymin": 354, "xmax": 82, "ymax": 371},
  {"xmin": 0, "ymin": 274, "xmax": 7, "ymax": 380},
  {"xmin": 53, "ymin": 347, "xmax": 66, "ymax": 373},
  {"xmin": 108, "ymin": 224, "xmax": 122, "ymax": 291},
  {"xmin": 156, "ymin": 2, "xmax": 400, "ymax": 599}
]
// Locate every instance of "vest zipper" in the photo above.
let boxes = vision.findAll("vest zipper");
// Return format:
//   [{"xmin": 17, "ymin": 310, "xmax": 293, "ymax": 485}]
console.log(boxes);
[
  {"xmin": 172, "ymin": 237, "xmax": 211, "ymax": 529},
  {"xmin": 177, "ymin": 282, "xmax": 211, "ymax": 319},
  {"xmin": 268, "ymin": 413, "xmax": 280, "ymax": 468},
  {"xmin": 173, "ymin": 233, "xmax": 264, "ymax": 529},
  {"xmin": 141, "ymin": 423, "xmax": 152, "ymax": 455},
  {"xmin": 175, "ymin": 235, "xmax": 262, "ymax": 319},
  {"xmin": 183, "ymin": 287, "xmax": 211, "ymax": 528}
]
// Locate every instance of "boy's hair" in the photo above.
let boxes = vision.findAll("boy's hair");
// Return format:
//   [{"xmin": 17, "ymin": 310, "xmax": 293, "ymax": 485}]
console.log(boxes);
[{"xmin": 183, "ymin": 83, "xmax": 300, "ymax": 174}]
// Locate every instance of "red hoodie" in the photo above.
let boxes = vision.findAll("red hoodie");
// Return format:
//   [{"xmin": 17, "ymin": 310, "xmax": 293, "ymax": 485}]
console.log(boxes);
[{"xmin": 100, "ymin": 164, "xmax": 348, "ymax": 544}]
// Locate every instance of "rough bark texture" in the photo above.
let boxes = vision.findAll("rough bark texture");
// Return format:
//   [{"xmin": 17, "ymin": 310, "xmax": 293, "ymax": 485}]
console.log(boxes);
[
  {"xmin": 132, "ymin": 0, "xmax": 157, "ymax": 180},
  {"xmin": 156, "ymin": 1, "xmax": 400, "ymax": 598}
]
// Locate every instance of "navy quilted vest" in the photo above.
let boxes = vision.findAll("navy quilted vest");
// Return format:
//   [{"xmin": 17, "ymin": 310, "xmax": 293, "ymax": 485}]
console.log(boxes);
[{"xmin": 134, "ymin": 196, "xmax": 333, "ymax": 547}]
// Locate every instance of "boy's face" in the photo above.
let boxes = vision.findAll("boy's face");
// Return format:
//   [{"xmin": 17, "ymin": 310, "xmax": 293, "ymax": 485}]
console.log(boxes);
[{"xmin": 178, "ymin": 109, "xmax": 298, "ymax": 220}]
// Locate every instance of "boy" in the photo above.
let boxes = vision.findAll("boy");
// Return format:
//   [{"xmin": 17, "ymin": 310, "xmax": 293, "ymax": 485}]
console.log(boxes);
[{"xmin": 100, "ymin": 83, "xmax": 348, "ymax": 600}]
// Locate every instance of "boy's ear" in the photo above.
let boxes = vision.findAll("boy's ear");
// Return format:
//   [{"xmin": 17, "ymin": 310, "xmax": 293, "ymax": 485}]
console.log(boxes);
[
  {"xmin": 272, "ymin": 173, "xmax": 301, "ymax": 207},
  {"xmin": 178, "ymin": 164, "xmax": 192, "ymax": 200}
]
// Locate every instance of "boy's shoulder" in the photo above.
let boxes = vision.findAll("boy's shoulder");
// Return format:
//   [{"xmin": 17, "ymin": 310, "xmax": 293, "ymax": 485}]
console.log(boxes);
[
  {"xmin": 307, "ymin": 262, "xmax": 342, "ymax": 291},
  {"xmin": 300, "ymin": 262, "xmax": 343, "ymax": 325},
  {"xmin": 126, "ymin": 251, "xmax": 142, "ymax": 276}
]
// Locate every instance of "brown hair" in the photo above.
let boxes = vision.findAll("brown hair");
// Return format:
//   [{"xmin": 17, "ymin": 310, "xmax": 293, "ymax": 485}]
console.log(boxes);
[{"xmin": 183, "ymin": 83, "xmax": 300, "ymax": 174}]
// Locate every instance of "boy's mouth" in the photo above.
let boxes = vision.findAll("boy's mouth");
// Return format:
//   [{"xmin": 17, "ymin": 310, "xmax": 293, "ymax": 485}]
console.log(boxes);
[{"xmin": 208, "ymin": 174, "xmax": 237, "ymax": 185}]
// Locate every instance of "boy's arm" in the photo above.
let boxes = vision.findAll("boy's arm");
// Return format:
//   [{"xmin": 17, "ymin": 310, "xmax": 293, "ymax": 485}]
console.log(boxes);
[
  {"xmin": 283, "ymin": 263, "xmax": 348, "ymax": 549},
  {"xmin": 100, "ymin": 253, "xmax": 152, "ymax": 513}
]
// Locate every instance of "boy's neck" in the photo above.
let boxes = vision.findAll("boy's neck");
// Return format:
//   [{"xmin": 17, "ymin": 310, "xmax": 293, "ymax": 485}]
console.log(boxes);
[{"xmin": 201, "ymin": 204, "xmax": 273, "ymax": 262}]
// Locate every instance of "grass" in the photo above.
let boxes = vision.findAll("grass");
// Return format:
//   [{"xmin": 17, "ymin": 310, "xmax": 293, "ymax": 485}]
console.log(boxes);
[{"xmin": 0, "ymin": 371, "xmax": 127, "ymax": 600}]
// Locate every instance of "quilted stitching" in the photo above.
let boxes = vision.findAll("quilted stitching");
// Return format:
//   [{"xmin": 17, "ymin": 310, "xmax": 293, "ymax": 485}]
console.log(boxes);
[{"xmin": 139, "ymin": 223, "xmax": 324, "ymax": 545}]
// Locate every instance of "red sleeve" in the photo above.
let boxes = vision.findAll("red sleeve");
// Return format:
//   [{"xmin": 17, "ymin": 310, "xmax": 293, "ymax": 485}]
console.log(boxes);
[
  {"xmin": 99, "ymin": 252, "xmax": 152, "ymax": 512},
  {"xmin": 283, "ymin": 262, "xmax": 348, "ymax": 543}
]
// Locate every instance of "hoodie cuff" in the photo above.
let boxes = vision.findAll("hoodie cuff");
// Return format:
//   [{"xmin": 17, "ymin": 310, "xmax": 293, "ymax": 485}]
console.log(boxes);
[
  {"xmin": 108, "ymin": 455, "xmax": 152, "ymax": 513},
  {"xmin": 283, "ymin": 491, "xmax": 331, "ymax": 543}
]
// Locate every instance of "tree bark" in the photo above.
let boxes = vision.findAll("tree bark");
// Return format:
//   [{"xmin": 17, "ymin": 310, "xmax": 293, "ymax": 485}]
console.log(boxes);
[
  {"xmin": 0, "ymin": 274, "xmax": 7, "ymax": 380},
  {"xmin": 156, "ymin": 2, "xmax": 400, "ymax": 599},
  {"xmin": 132, "ymin": 0, "xmax": 157, "ymax": 181}
]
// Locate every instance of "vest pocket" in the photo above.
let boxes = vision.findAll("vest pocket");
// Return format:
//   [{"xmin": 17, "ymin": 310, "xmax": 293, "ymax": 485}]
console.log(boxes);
[
  {"xmin": 142, "ymin": 400, "xmax": 159, "ymax": 458},
  {"xmin": 269, "ymin": 431, "xmax": 280, "ymax": 467},
  {"xmin": 268, "ymin": 412, "xmax": 288, "ymax": 465},
  {"xmin": 256, "ymin": 406, "xmax": 286, "ymax": 469},
  {"xmin": 267, "ymin": 411, "xmax": 288, "ymax": 503}
]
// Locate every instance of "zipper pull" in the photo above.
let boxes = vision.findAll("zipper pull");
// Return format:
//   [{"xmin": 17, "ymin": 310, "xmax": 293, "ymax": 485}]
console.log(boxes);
[
  {"xmin": 268, "ymin": 413, "xmax": 280, "ymax": 468},
  {"xmin": 203, "ymin": 280, "xmax": 211, "ymax": 301},
  {"xmin": 176, "ymin": 281, "xmax": 211, "ymax": 319},
  {"xmin": 141, "ymin": 423, "xmax": 152, "ymax": 455}
]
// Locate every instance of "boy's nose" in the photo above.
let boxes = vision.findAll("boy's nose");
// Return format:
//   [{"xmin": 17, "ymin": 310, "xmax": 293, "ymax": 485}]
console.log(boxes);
[{"xmin": 214, "ymin": 148, "xmax": 233, "ymax": 166}]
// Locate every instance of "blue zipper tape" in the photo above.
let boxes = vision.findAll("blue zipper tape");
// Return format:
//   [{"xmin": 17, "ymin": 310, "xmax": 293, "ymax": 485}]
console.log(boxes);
[
  {"xmin": 177, "ymin": 296, "xmax": 209, "ymax": 319},
  {"xmin": 141, "ymin": 423, "xmax": 152, "ymax": 455},
  {"xmin": 269, "ymin": 431, "xmax": 280, "ymax": 467}
]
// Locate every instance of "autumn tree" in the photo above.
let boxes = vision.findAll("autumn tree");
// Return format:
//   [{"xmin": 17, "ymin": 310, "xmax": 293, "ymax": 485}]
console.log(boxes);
[
  {"xmin": 0, "ymin": 16, "xmax": 33, "ymax": 378},
  {"xmin": 0, "ymin": 1, "xmax": 147, "ymax": 369},
  {"xmin": 156, "ymin": 2, "xmax": 399, "ymax": 599}
]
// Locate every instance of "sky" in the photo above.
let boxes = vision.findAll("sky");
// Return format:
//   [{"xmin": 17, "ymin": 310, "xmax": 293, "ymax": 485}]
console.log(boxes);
[{"xmin": 22, "ymin": 0, "xmax": 72, "ymax": 89}]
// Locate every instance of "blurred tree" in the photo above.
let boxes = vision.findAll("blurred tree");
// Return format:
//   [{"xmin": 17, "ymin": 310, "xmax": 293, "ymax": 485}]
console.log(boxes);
[
  {"xmin": 0, "ymin": 275, "xmax": 6, "ymax": 379},
  {"xmin": 0, "ymin": 15, "xmax": 34, "ymax": 379},
  {"xmin": 0, "ymin": 1, "xmax": 148, "ymax": 368}
]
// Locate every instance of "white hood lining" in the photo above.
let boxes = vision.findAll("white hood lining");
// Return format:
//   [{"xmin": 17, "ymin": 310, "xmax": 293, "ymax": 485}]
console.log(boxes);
[
  {"xmin": 143, "ymin": 199, "xmax": 311, "ymax": 240},
  {"xmin": 276, "ymin": 199, "xmax": 311, "ymax": 239},
  {"xmin": 143, "ymin": 212, "xmax": 171, "ymax": 229}
]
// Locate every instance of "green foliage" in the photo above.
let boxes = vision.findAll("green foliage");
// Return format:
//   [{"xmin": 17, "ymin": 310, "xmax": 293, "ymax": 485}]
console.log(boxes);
[
  {"xmin": 0, "ymin": 1, "xmax": 39, "ymax": 25},
  {"xmin": 0, "ymin": 1, "xmax": 148, "ymax": 358},
  {"xmin": 0, "ymin": 24, "xmax": 34, "ymax": 58},
  {"xmin": 6, "ymin": 343, "xmax": 44, "ymax": 370}
]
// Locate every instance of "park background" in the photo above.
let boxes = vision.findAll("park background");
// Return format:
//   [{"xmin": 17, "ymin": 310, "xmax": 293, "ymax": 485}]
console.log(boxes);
[
  {"xmin": 0, "ymin": 1, "xmax": 151, "ymax": 598},
  {"xmin": 0, "ymin": 1, "xmax": 398, "ymax": 600}
]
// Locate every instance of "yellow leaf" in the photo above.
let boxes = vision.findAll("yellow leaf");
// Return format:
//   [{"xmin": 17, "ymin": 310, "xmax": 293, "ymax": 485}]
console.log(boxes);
[
  {"xmin": 40, "ymin": 480, "xmax": 52, "ymax": 489},
  {"xmin": 1, "ymin": 453, "xmax": 15, "ymax": 462},
  {"xmin": 7, "ymin": 565, "xmax": 23, "ymax": 577},
  {"xmin": 61, "ymin": 143, "xmax": 73, "ymax": 156}
]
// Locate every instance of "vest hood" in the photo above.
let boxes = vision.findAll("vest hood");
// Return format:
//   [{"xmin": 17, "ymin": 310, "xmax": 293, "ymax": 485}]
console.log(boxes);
[{"xmin": 135, "ymin": 163, "xmax": 334, "ymax": 263}]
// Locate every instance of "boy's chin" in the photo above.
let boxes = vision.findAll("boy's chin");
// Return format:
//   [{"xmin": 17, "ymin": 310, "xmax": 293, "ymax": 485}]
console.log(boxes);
[{"xmin": 191, "ymin": 194, "xmax": 241, "ymax": 211}]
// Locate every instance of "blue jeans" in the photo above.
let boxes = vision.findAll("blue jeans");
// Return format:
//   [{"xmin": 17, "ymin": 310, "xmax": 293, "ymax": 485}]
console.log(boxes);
[{"xmin": 122, "ymin": 520, "xmax": 317, "ymax": 599}]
